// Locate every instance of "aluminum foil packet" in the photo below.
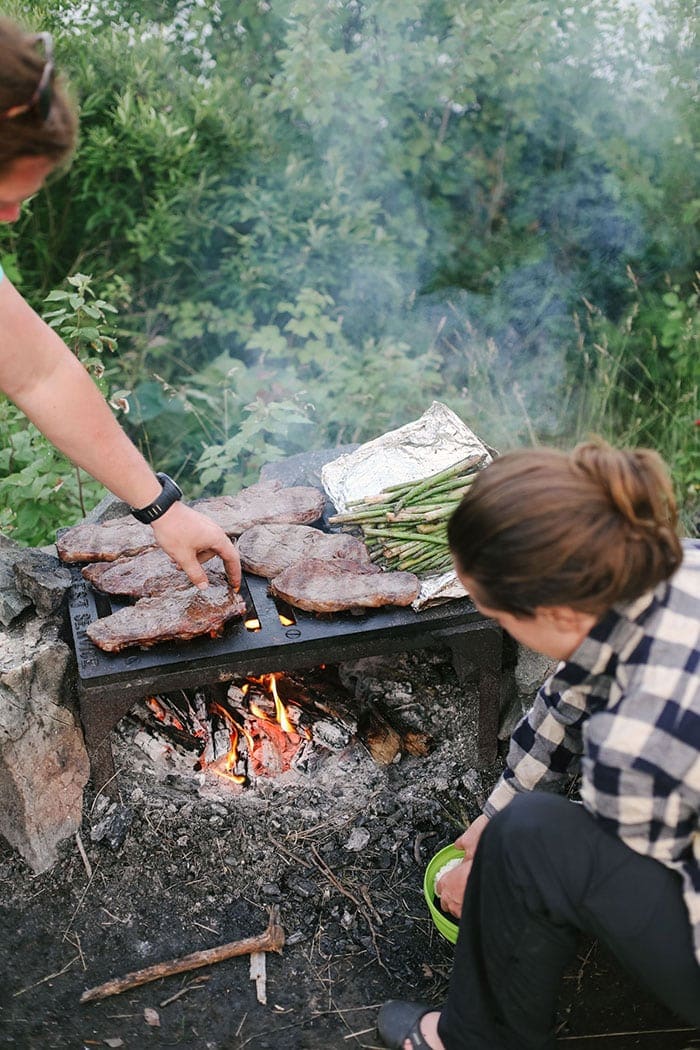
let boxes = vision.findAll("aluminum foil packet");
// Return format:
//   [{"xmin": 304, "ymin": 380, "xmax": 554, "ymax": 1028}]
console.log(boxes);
[{"xmin": 321, "ymin": 402, "xmax": 494, "ymax": 609}]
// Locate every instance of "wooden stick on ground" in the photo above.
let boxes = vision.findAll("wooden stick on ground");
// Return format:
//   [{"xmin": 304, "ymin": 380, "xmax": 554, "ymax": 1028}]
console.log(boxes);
[{"xmin": 80, "ymin": 907, "xmax": 284, "ymax": 1004}]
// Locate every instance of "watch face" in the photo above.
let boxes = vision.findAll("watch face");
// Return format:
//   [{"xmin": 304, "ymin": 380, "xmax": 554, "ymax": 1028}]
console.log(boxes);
[{"xmin": 157, "ymin": 473, "xmax": 183, "ymax": 497}]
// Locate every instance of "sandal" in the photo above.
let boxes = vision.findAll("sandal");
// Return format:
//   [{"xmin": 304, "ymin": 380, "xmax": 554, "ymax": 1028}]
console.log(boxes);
[{"xmin": 377, "ymin": 1000, "xmax": 437, "ymax": 1049}]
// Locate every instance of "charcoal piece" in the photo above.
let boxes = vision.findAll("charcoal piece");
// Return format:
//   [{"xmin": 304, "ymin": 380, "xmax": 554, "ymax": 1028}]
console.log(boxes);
[
  {"xmin": 56, "ymin": 517, "xmax": 156, "ymax": 564},
  {"xmin": 90, "ymin": 802, "xmax": 133, "ymax": 850},
  {"xmin": 270, "ymin": 558, "xmax": 420, "ymax": 613},
  {"xmin": 85, "ymin": 585, "xmax": 247, "ymax": 652},
  {"xmin": 195, "ymin": 480, "xmax": 325, "ymax": 536},
  {"xmin": 82, "ymin": 550, "xmax": 228, "ymax": 597},
  {"xmin": 237, "ymin": 523, "xmax": 371, "ymax": 578}
]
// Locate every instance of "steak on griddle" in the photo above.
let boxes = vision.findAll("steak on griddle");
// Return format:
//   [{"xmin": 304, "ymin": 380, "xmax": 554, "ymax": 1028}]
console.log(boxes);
[
  {"xmin": 86, "ymin": 585, "xmax": 247, "ymax": 652},
  {"xmin": 58, "ymin": 481, "xmax": 327, "ymax": 564},
  {"xmin": 270, "ymin": 558, "xmax": 420, "ymax": 613},
  {"xmin": 57, "ymin": 518, "xmax": 156, "ymax": 564},
  {"xmin": 237, "ymin": 523, "xmax": 371, "ymax": 578},
  {"xmin": 195, "ymin": 480, "xmax": 325, "ymax": 536},
  {"xmin": 82, "ymin": 550, "xmax": 228, "ymax": 598}
]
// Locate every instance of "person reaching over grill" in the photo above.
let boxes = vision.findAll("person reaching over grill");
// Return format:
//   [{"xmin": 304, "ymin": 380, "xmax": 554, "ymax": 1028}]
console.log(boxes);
[
  {"xmin": 0, "ymin": 19, "xmax": 241, "ymax": 591},
  {"xmin": 377, "ymin": 439, "xmax": 700, "ymax": 1050}
]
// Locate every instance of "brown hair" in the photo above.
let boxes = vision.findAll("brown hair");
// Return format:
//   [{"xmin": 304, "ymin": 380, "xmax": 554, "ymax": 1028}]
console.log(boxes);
[
  {"xmin": 0, "ymin": 19, "xmax": 77, "ymax": 176},
  {"xmin": 447, "ymin": 440, "xmax": 682, "ymax": 617}
]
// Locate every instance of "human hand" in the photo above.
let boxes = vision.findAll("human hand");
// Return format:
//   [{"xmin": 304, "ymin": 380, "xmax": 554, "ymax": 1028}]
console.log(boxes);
[
  {"xmin": 454, "ymin": 813, "xmax": 489, "ymax": 859},
  {"xmin": 150, "ymin": 502, "xmax": 241, "ymax": 590},
  {"xmin": 436, "ymin": 857, "xmax": 471, "ymax": 919},
  {"xmin": 436, "ymin": 814, "xmax": 490, "ymax": 919}
]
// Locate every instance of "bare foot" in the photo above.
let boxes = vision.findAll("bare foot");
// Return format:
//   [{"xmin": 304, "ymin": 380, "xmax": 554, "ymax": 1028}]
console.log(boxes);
[{"xmin": 403, "ymin": 1010, "xmax": 445, "ymax": 1050}]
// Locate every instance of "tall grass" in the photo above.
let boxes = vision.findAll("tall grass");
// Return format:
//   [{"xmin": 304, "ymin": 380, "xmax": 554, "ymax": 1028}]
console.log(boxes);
[{"xmin": 569, "ymin": 279, "xmax": 699, "ymax": 536}]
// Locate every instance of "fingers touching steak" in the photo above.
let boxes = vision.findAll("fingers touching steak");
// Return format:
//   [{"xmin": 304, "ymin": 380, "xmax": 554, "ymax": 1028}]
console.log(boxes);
[{"xmin": 82, "ymin": 551, "xmax": 228, "ymax": 598}]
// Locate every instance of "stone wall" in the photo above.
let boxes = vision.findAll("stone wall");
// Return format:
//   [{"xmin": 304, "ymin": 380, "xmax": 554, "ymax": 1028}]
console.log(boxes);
[{"xmin": 0, "ymin": 536, "xmax": 89, "ymax": 873}]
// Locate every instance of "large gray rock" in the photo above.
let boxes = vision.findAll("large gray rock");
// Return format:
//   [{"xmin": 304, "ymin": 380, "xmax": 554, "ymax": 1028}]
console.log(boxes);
[
  {"xmin": 0, "ymin": 535, "xmax": 32, "ymax": 627},
  {"xmin": 0, "ymin": 616, "xmax": 88, "ymax": 873},
  {"xmin": 13, "ymin": 547, "xmax": 71, "ymax": 618}
]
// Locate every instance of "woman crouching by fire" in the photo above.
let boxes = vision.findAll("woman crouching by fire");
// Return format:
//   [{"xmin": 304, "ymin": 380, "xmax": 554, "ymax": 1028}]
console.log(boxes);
[{"xmin": 377, "ymin": 440, "xmax": 700, "ymax": 1050}]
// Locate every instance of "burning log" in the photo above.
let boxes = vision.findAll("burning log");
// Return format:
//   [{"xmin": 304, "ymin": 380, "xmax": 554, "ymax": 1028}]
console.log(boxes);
[
  {"xmin": 358, "ymin": 699, "xmax": 432, "ymax": 765},
  {"xmin": 79, "ymin": 908, "xmax": 284, "ymax": 1004}
]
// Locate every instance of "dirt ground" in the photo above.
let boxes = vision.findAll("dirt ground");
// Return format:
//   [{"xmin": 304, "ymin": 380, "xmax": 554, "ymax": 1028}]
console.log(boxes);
[{"xmin": 0, "ymin": 651, "xmax": 698, "ymax": 1050}]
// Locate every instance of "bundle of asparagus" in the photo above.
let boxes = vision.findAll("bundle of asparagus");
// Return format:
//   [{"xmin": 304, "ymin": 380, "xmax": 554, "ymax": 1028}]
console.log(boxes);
[{"xmin": 327, "ymin": 453, "xmax": 486, "ymax": 576}]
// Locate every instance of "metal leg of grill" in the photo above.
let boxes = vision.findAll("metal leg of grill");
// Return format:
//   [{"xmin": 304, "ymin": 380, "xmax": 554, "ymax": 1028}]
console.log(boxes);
[
  {"xmin": 443, "ymin": 621, "xmax": 503, "ymax": 766},
  {"xmin": 79, "ymin": 691, "xmax": 137, "ymax": 798}
]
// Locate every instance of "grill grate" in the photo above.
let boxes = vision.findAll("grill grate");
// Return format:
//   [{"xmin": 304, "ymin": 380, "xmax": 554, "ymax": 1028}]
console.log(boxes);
[
  {"xmin": 65, "ymin": 446, "xmax": 505, "ymax": 792},
  {"xmin": 67, "ymin": 564, "xmax": 503, "ymax": 793}
]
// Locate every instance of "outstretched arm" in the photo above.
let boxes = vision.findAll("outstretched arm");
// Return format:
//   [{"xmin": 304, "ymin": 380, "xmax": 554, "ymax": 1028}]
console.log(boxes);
[{"xmin": 0, "ymin": 277, "xmax": 241, "ymax": 588}]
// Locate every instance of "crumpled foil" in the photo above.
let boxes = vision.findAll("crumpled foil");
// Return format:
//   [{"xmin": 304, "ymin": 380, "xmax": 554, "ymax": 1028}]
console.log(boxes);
[{"xmin": 321, "ymin": 402, "xmax": 494, "ymax": 609}]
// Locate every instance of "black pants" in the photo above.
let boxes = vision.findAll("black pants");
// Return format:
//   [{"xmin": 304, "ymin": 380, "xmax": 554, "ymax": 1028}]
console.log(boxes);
[{"xmin": 438, "ymin": 793, "xmax": 700, "ymax": 1050}]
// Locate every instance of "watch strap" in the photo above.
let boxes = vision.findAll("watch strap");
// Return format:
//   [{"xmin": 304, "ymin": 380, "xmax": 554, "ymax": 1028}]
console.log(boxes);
[{"xmin": 131, "ymin": 472, "xmax": 183, "ymax": 524}]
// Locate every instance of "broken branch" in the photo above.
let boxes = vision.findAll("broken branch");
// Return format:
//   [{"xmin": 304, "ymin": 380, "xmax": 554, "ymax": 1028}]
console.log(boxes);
[{"xmin": 80, "ymin": 908, "xmax": 284, "ymax": 1004}]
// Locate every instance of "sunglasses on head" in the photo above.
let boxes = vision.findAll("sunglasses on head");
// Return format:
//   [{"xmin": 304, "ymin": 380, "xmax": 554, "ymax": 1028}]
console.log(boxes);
[{"xmin": 0, "ymin": 32, "xmax": 54, "ymax": 123}]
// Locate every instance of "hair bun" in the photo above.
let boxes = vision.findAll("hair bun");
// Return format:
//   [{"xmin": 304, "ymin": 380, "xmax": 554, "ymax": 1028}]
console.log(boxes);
[{"xmin": 572, "ymin": 440, "xmax": 678, "ymax": 533}]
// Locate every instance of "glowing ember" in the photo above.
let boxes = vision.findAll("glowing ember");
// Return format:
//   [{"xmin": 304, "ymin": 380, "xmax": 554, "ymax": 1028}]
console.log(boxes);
[
  {"xmin": 209, "ymin": 703, "xmax": 247, "ymax": 784},
  {"xmin": 137, "ymin": 669, "xmax": 347, "ymax": 789},
  {"xmin": 208, "ymin": 673, "xmax": 302, "ymax": 783},
  {"xmin": 146, "ymin": 696, "xmax": 184, "ymax": 732}
]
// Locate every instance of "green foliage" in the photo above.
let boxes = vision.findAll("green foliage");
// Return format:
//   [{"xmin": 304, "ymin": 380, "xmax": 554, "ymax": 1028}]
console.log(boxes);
[
  {"xmin": 0, "ymin": 0, "xmax": 697, "ymax": 541},
  {"xmin": 571, "ymin": 274, "xmax": 700, "ymax": 532}
]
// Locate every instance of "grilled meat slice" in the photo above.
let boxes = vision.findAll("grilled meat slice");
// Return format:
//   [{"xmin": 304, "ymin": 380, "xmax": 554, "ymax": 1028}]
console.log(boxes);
[
  {"xmin": 195, "ymin": 480, "xmax": 325, "ymax": 537},
  {"xmin": 270, "ymin": 558, "xmax": 420, "ymax": 613},
  {"xmin": 82, "ymin": 551, "xmax": 228, "ymax": 598},
  {"xmin": 57, "ymin": 518, "xmax": 156, "ymax": 564},
  {"xmin": 58, "ymin": 482, "xmax": 326, "ymax": 565},
  {"xmin": 85, "ymin": 585, "xmax": 246, "ymax": 652},
  {"xmin": 237, "ymin": 523, "xmax": 371, "ymax": 578}
]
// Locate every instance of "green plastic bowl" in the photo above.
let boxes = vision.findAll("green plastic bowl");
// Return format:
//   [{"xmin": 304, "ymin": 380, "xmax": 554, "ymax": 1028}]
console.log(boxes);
[{"xmin": 423, "ymin": 844, "xmax": 463, "ymax": 944}]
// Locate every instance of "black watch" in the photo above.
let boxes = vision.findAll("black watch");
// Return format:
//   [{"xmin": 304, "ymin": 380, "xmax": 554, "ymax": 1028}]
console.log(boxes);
[{"xmin": 131, "ymin": 472, "xmax": 183, "ymax": 524}]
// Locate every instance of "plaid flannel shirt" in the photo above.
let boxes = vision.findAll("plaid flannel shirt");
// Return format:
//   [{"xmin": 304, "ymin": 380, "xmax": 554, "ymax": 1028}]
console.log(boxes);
[{"xmin": 484, "ymin": 539, "xmax": 700, "ymax": 965}]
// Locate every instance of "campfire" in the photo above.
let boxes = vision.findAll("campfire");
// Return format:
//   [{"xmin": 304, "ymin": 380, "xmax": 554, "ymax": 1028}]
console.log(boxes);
[
  {"xmin": 67, "ymin": 434, "xmax": 506, "ymax": 797},
  {"xmin": 124, "ymin": 665, "xmax": 438, "ymax": 791}
]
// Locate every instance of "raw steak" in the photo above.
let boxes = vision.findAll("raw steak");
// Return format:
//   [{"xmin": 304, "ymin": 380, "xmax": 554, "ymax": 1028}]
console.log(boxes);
[
  {"xmin": 82, "ymin": 551, "xmax": 228, "ymax": 598},
  {"xmin": 56, "ymin": 518, "xmax": 156, "ymax": 563},
  {"xmin": 85, "ymin": 585, "xmax": 247, "ymax": 652},
  {"xmin": 196, "ymin": 480, "xmax": 325, "ymax": 536},
  {"xmin": 270, "ymin": 558, "xmax": 420, "ymax": 613},
  {"xmin": 237, "ymin": 523, "xmax": 371, "ymax": 578}
]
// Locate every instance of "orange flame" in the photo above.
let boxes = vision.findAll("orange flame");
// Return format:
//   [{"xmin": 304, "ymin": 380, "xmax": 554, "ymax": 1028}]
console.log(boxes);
[
  {"xmin": 248, "ymin": 674, "xmax": 295, "ymax": 734},
  {"xmin": 206, "ymin": 674, "xmax": 303, "ymax": 785}
]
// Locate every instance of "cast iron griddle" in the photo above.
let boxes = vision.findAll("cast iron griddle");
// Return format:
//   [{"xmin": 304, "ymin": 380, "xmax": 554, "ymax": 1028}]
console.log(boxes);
[{"xmin": 67, "ymin": 563, "xmax": 487, "ymax": 702}]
